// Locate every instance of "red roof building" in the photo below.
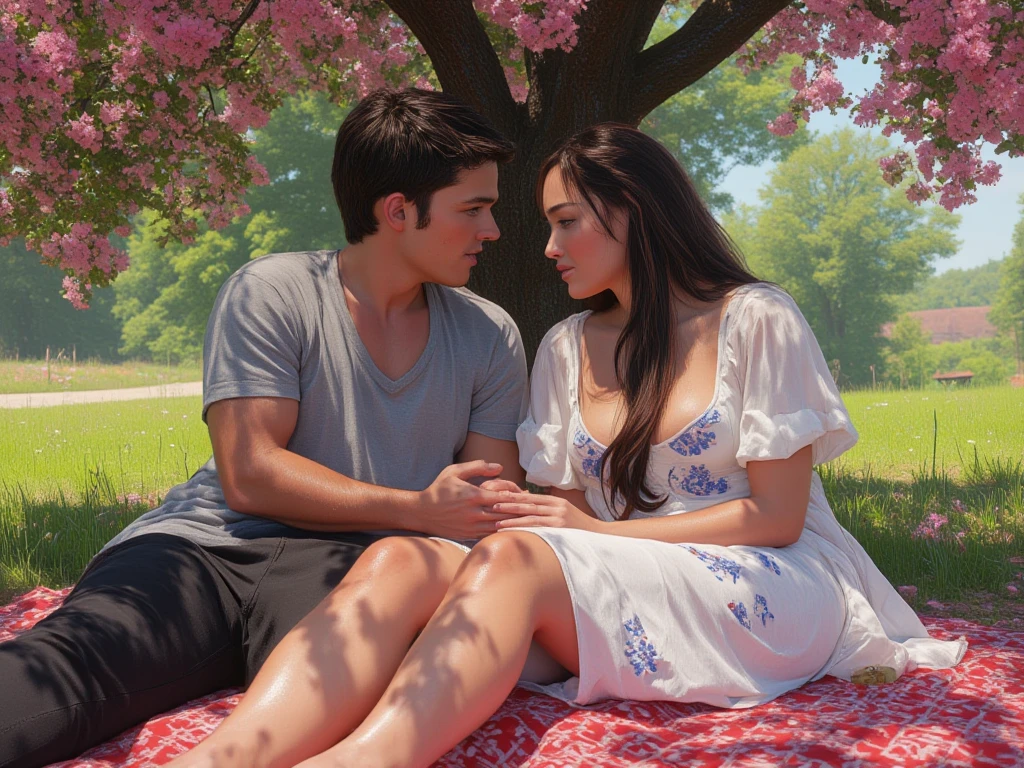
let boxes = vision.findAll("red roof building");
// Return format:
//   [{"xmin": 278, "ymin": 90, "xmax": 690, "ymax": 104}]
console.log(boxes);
[{"xmin": 880, "ymin": 306, "xmax": 996, "ymax": 344}]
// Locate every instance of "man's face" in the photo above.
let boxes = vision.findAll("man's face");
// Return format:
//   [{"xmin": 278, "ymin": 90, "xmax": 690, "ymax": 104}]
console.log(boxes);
[{"xmin": 401, "ymin": 163, "xmax": 500, "ymax": 286}]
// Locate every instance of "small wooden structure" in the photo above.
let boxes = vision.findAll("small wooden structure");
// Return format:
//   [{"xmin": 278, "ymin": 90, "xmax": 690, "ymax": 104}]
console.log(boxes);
[{"xmin": 932, "ymin": 370, "xmax": 974, "ymax": 386}]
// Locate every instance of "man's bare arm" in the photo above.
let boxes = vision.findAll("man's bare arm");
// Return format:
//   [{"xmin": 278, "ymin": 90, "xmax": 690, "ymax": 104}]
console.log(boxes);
[
  {"xmin": 457, "ymin": 432, "xmax": 526, "ymax": 487},
  {"xmin": 207, "ymin": 397, "xmax": 520, "ymax": 538}
]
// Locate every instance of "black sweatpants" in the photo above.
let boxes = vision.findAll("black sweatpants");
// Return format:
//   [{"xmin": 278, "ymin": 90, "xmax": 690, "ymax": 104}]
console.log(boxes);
[{"xmin": 0, "ymin": 530, "xmax": 380, "ymax": 768}]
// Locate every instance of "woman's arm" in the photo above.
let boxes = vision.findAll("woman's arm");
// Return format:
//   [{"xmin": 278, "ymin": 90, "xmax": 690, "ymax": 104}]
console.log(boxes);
[{"xmin": 496, "ymin": 445, "xmax": 812, "ymax": 548}]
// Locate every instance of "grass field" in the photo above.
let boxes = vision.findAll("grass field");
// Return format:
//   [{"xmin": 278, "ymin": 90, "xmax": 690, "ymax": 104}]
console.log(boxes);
[
  {"xmin": 1, "ymin": 387, "xmax": 1022, "ymax": 621},
  {"xmin": 0, "ymin": 358, "xmax": 202, "ymax": 395},
  {"xmin": 841, "ymin": 386, "xmax": 1024, "ymax": 479}
]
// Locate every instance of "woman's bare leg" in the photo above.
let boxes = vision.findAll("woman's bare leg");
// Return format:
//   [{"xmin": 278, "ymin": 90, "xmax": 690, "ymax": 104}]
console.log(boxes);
[
  {"xmin": 297, "ymin": 531, "xmax": 579, "ymax": 768},
  {"xmin": 164, "ymin": 536, "xmax": 466, "ymax": 768}
]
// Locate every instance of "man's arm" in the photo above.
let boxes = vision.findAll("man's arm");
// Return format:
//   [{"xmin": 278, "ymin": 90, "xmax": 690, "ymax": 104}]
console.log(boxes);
[
  {"xmin": 457, "ymin": 432, "xmax": 526, "ymax": 487},
  {"xmin": 208, "ymin": 397, "xmax": 518, "ymax": 539}
]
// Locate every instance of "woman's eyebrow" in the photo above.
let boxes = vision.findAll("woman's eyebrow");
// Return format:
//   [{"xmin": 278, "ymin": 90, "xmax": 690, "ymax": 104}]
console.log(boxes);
[{"xmin": 545, "ymin": 201, "xmax": 578, "ymax": 215}]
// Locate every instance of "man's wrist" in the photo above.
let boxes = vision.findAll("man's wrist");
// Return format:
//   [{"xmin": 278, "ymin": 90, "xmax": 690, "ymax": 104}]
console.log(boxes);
[{"xmin": 381, "ymin": 488, "xmax": 429, "ymax": 532}]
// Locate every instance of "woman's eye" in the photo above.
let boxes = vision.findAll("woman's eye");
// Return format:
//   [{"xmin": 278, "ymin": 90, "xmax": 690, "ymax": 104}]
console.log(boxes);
[{"xmin": 558, "ymin": 219, "xmax": 575, "ymax": 228}]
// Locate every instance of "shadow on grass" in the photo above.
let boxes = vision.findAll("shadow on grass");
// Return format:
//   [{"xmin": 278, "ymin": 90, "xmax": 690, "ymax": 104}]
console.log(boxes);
[
  {"xmin": 0, "ymin": 470, "xmax": 154, "ymax": 597},
  {"xmin": 821, "ymin": 455, "xmax": 1024, "ymax": 610}
]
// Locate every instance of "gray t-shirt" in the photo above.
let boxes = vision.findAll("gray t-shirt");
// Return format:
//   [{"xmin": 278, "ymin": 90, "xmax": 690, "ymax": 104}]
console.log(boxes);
[{"xmin": 103, "ymin": 250, "xmax": 528, "ymax": 550}]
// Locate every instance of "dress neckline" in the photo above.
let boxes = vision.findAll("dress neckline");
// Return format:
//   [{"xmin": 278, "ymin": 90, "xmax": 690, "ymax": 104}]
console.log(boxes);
[{"xmin": 571, "ymin": 284, "xmax": 755, "ymax": 452}]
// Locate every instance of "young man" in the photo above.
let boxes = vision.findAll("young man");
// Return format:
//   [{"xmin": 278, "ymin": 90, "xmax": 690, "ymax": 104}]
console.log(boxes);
[{"xmin": 0, "ymin": 88, "xmax": 528, "ymax": 768}]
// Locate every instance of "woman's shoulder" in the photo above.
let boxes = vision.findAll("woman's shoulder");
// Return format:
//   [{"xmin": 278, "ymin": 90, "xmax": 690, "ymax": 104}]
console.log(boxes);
[
  {"xmin": 728, "ymin": 281, "xmax": 805, "ymax": 329},
  {"xmin": 536, "ymin": 311, "xmax": 589, "ymax": 360}
]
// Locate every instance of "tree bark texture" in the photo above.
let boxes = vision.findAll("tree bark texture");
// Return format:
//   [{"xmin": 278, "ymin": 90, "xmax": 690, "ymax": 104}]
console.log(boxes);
[{"xmin": 387, "ymin": 0, "xmax": 792, "ymax": 362}]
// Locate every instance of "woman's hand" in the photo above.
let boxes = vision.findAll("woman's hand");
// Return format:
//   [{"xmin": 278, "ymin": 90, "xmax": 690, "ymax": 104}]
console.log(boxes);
[{"xmin": 492, "ymin": 492, "xmax": 602, "ymax": 533}]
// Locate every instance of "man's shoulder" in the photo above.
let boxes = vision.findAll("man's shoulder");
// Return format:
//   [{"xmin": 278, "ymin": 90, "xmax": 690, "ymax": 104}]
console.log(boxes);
[
  {"xmin": 433, "ymin": 285, "xmax": 522, "ymax": 343},
  {"xmin": 229, "ymin": 250, "xmax": 336, "ymax": 292}
]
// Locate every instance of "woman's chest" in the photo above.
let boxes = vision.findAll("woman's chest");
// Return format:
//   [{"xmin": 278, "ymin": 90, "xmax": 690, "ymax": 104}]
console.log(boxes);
[
  {"xmin": 579, "ymin": 333, "xmax": 722, "ymax": 447},
  {"xmin": 569, "ymin": 380, "xmax": 745, "ymax": 503}
]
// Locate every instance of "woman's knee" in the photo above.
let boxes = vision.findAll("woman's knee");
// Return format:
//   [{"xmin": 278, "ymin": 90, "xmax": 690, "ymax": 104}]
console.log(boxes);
[
  {"xmin": 458, "ymin": 531, "xmax": 555, "ymax": 586},
  {"xmin": 336, "ymin": 536, "xmax": 461, "ymax": 598}
]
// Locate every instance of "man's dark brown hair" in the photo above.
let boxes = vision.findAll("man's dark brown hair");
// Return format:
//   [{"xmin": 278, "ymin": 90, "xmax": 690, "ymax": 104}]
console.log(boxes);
[{"xmin": 332, "ymin": 88, "xmax": 515, "ymax": 243}]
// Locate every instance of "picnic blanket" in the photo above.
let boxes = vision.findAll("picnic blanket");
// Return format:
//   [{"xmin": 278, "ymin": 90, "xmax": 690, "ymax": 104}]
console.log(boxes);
[{"xmin": 3, "ymin": 587, "xmax": 1023, "ymax": 767}]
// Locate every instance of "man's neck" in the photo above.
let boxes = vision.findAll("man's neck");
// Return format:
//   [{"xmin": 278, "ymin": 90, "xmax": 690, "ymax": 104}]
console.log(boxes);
[{"xmin": 339, "ymin": 241, "xmax": 427, "ymax": 320}]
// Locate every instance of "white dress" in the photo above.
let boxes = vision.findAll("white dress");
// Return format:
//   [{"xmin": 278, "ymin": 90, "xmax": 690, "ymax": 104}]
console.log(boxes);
[{"xmin": 513, "ymin": 283, "xmax": 966, "ymax": 709}]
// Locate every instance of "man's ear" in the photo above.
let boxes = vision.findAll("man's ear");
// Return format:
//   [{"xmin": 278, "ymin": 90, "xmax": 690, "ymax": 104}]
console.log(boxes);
[{"xmin": 380, "ymin": 192, "xmax": 408, "ymax": 232}]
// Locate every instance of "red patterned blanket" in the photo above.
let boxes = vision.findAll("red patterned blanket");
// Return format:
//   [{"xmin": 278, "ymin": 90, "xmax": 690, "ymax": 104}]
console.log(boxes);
[{"xmin": 3, "ymin": 587, "xmax": 1023, "ymax": 767}]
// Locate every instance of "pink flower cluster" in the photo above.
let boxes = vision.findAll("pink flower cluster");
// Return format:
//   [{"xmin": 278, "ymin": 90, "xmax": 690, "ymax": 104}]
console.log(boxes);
[
  {"xmin": 0, "ymin": 0, "xmax": 423, "ymax": 305},
  {"xmin": 740, "ymin": 0, "xmax": 1024, "ymax": 211},
  {"xmin": 913, "ymin": 512, "xmax": 949, "ymax": 541},
  {"xmin": 4, "ymin": 0, "xmax": 1024, "ymax": 305}
]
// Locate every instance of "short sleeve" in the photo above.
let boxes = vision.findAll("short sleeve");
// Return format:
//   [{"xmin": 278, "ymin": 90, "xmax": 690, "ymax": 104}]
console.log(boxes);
[
  {"xmin": 515, "ymin": 321, "xmax": 584, "ymax": 490},
  {"xmin": 734, "ymin": 287, "xmax": 858, "ymax": 467},
  {"xmin": 467, "ymin": 320, "xmax": 529, "ymax": 441},
  {"xmin": 201, "ymin": 272, "xmax": 303, "ymax": 422}
]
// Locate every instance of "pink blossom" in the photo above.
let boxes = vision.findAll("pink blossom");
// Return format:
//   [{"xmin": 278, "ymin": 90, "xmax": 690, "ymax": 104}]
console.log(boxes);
[
  {"xmin": 898, "ymin": 585, "xmax": 918, "ymax": 600},
  {"xmin": 767, "ymin": 113, "xmax": 799, "ymax": 137},
  {"xmin": 61, "ymin": 276, "xmax": 89, "ymax": 309},
  {"xmin": 1008, "ymin": 585, "xmax": 1020, "ymax": 595},
  {"xmin": 913, "ymin": 513, "xmax": 948, "ymax": 540},
  {"xmin": 66, "ymin": 113, "xmax": 103, "ymax": 153},
  {"xmin": 5, "ymin": 0, "xmax": 1024, "ymax": 302}
]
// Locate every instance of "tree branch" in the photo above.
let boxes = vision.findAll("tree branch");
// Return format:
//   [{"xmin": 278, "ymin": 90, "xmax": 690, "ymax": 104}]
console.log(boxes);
[
  {"xmin": 861, "ymin": 0, "xmax": 906, "ymax": 27},
  {"xmin": 386, "ymin": 0, "xmax": 522, "ymax": 139},
  {"xmin": 525, "ymin": 0, "xmax": 667, "ymax": 137},
  {"xmin": 629, "ymin": 0, "xmax": 792, "ymax": 122},
  {"xmin": 231, "ymin": 0, "xmax": 264, "ymax": 37}
]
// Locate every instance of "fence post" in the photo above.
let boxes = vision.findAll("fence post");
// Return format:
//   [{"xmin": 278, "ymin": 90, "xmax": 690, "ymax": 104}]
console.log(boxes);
[{"xmin": 45, "ymin": 346, "xmax": 50, "ymax": 383}]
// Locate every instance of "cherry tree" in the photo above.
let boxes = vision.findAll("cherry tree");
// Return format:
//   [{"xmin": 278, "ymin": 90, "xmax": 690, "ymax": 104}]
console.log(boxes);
[{"xmin": 2, "ymin": 0, "xmax": 1023, "ymax": 354}]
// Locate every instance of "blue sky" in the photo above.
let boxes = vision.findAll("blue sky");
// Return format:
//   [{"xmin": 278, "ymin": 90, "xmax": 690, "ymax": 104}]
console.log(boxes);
[{"xmin": 718, "ymin": 58, "xmax": 1024, "ymax": 275}]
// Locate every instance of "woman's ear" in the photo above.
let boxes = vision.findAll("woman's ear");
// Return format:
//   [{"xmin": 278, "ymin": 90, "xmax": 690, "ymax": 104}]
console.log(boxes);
[{"xmin": 380, "ymin": 192, "xmax": 408, "ymax": 232}]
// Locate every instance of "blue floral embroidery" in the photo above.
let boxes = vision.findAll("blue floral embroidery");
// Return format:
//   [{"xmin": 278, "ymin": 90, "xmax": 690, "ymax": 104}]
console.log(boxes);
[
  {"xmin": 728, "ymin": 601, "xmax": 751, "ymax": 630},
  {"xmin": 572, "ymin": 427, "xmax": 605, "ymax": 480},
  {"xmin": 755, "ymin": 552, "xmax": 782, "ymax": 576},
  {"xmin": 668, "ymin": 464, "xmax": 729, "ymax": 497},
  {"xmin": 682, "ymin": 546, "xmax": 742, "ymax": 584},
  {"xmin": 669, "ymin": 409, "xmax": 722, "ymax": 457},
  {"xmin": 623, "ymin": 614, "xmax": 658, "ymax": 677},
  {"xmin": 754, "ymin": 594, "xmax": 775, "ymax": 627}
]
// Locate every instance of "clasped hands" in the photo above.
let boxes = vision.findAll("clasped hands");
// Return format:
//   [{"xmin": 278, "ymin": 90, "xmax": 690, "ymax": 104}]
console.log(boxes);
[{"xmin": 418, "ymin": 460, "xmax": 599, "ymax": 541}]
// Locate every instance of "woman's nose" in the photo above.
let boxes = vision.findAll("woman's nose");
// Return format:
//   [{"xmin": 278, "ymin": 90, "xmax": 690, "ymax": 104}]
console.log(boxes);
[{"xmin": 544, "ymin": 232, "xmax": 562, "ymax": 259}]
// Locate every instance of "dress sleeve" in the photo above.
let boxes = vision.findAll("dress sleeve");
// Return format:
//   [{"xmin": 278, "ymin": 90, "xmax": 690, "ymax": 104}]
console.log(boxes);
[
  {"xmin": 734, "ymin": 287, "xmax": 858, "ymax": 468},
  {"xmin": 515, "ymin": 322, "xmax": 585, "ymax": 490}
]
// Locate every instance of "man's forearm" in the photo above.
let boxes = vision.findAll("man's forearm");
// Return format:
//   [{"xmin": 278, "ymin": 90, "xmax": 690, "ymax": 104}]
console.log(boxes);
[{"xmin": 224, "ymin": 446, "xmax": 423, "ymax": 532}]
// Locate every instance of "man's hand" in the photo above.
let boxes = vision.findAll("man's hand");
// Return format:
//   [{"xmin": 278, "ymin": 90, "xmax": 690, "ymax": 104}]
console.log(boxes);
[{"xmin": 418, "ymin": 461, "xmax": 525, "ymax": 540}]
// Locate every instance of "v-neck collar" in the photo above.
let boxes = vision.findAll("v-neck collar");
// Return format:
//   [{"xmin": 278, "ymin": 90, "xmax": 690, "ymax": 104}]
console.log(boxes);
[{"xmin": 330, "ymin": 250, "xmax": 439, "ymax": 394}]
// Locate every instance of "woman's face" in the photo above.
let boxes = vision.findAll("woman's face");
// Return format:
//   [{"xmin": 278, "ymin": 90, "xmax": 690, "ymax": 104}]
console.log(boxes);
[{"xmin": 541, "ymin": 169, "xmax": 629, "ymax": 301}]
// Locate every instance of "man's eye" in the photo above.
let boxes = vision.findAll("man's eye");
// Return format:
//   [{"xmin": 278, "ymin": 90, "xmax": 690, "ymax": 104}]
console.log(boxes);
[{"xmin": 466, "ymin": 207, "xmax": 482, "ymax": 216}]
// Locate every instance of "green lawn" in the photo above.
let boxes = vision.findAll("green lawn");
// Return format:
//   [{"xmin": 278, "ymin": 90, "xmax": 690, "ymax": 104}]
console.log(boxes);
[
  {"xmin": 840, "ymin": 386, "xmax": 1024, "ymax": 479},
  {"xmin": 1, "ymin": 388, "xmax": 1021, "ymax": 622},
  {"xmin": 0, "ymin": 358, "xmax": 202, "ymax": 395}
]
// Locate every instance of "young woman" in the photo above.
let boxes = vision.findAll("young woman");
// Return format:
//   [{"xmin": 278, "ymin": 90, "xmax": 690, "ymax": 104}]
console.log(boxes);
[{"xmin": 170, "ymin": 125, "xmax": 965, "ymax": 768}]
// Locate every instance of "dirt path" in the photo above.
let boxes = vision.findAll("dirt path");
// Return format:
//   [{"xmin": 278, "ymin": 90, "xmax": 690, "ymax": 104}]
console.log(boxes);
[{"xmin": 0, "ymin": 381, "xmax": 203, "ymax": 409}]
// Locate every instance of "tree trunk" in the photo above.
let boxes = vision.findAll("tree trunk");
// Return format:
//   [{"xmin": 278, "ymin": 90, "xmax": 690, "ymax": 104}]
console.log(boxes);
[
  {"xmin": 467, "ymin": 107, "xmax": 622, "ymax": 359},
  {"xmin": 387, "ymin": 0, "xmax": 793, "ymax": 362}
]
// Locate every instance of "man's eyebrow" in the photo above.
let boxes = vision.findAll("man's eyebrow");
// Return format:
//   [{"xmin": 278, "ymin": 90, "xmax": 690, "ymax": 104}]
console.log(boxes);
[
  {"xmin": 545, "ymin": 201, "xmax": 578, "ymax": 215},
  {"xmin": 460, "ymin": 196, "xmax": 498, "ymax": 205}
]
